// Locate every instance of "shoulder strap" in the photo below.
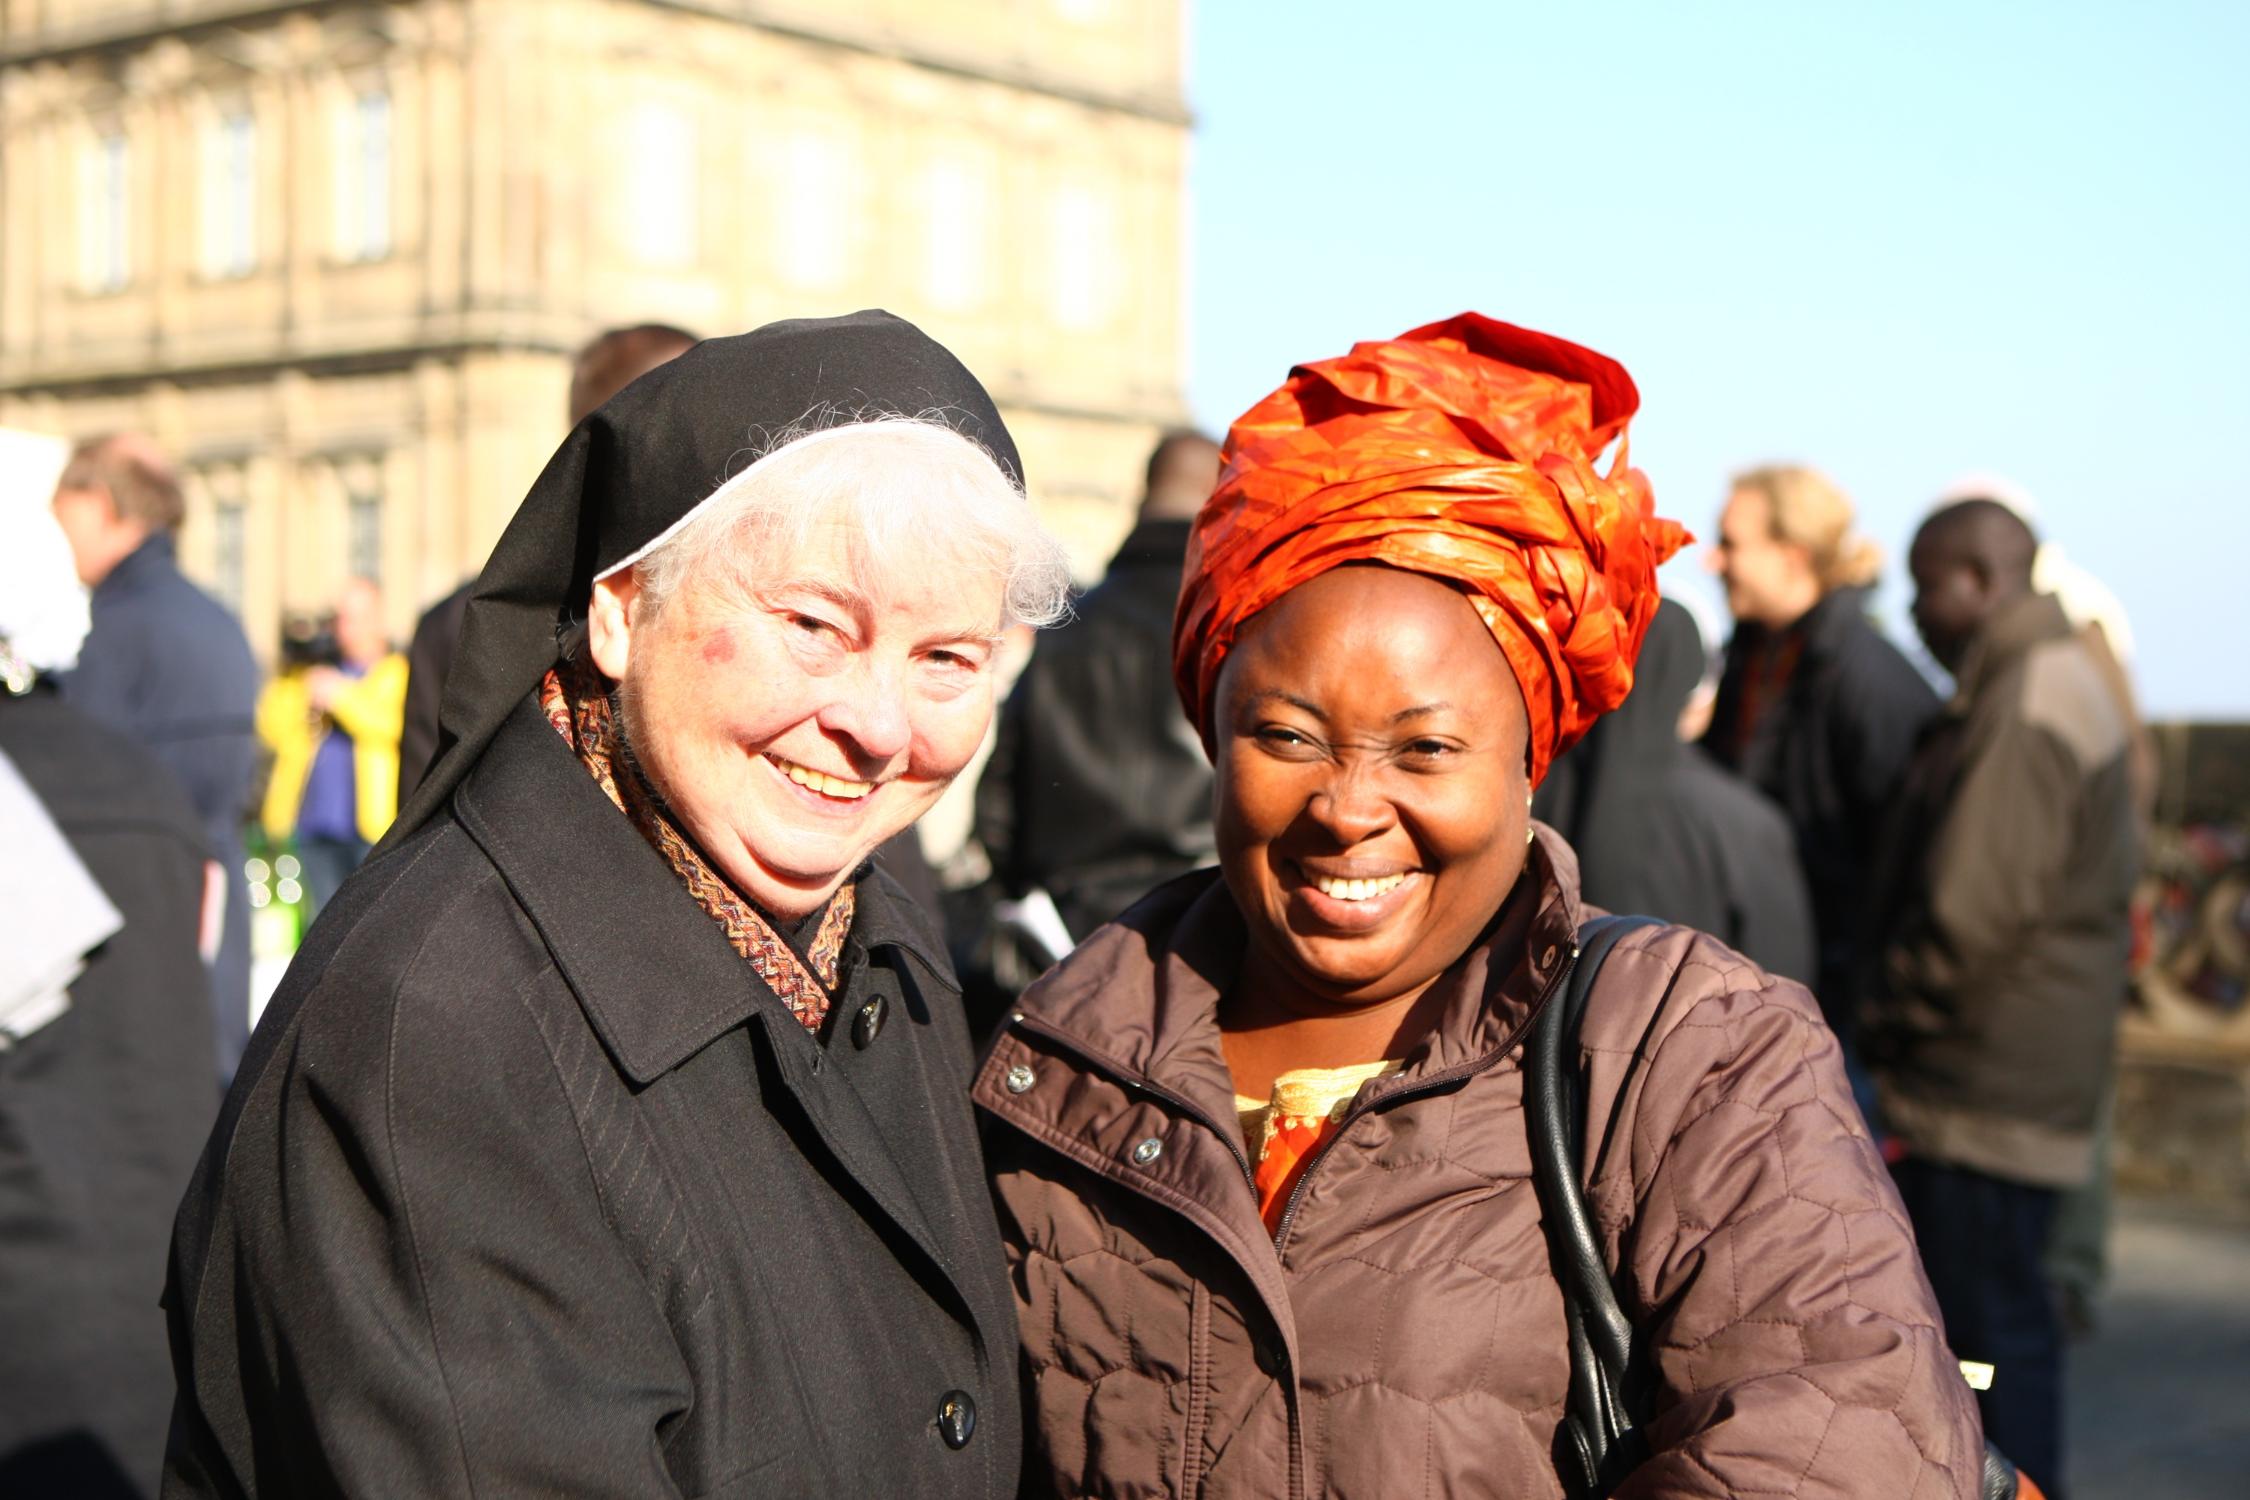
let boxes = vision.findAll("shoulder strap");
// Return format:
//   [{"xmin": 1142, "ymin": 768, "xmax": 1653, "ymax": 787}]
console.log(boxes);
[
  {"xmin": 1527, "ymin": 914, "xmax": 1662, "ymax": 1499},
  {"xmin": 1530, "ymin": 919, "xmax": 2031, "ymax": 1500}
]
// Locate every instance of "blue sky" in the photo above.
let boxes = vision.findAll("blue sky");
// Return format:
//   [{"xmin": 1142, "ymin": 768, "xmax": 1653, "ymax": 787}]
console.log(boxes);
[{"xmin": 1187, "ymin": 2, "xmax": 2248, "ymax": 717}]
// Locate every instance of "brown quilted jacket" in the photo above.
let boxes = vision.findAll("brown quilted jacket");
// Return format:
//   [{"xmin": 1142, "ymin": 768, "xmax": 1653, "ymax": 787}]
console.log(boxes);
[{"xmin": 975, "ymin": 829, "xmax": 1983, "ymax": 1499}]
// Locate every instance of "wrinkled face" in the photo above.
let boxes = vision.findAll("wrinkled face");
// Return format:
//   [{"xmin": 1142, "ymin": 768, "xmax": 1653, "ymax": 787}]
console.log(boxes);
[
  {"xmin": 1213, "ymin": 566, "xmax": 1531, "ymax": 1009},
  {"xmin": 1908, "ymin": 532, "xmax": 1986, "ymax": 673},
  {"xmin": 589, "ymin": 526, "xmax": 1004, "ymax": 918},
  {"xmin": 51, "ymin": 483, "xmax": 144, "ymax": 587},
  {"xmin": 1711, "ymin": 488, "xmax": 1815, "ymax": 628}
]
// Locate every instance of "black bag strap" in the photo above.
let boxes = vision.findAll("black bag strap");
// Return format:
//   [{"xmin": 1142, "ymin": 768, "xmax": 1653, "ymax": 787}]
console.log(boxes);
[
  {"xmin": 1527, "ymin": 914, "xmax": 1662, "ymax": 1499},
  {"xmin": 1530, "ymin": 915, "xmax": 2029, "ymax": 1500}
]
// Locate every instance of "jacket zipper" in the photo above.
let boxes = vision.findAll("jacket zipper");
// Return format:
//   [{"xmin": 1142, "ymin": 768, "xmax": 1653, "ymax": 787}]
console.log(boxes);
[{"xmin": 1268, "ymin": 945, "xmax": 1582, "ymax": 1256}]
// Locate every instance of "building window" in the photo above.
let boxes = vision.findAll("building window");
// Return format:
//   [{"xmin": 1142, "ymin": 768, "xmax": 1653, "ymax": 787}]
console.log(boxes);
[
  {"xmin": 778, "ymin": 129, "xmax": 854, "ymax": 288},
  {"xmin": 333, "ymin": 87, "xmax": 392, "ymax": 262},
  {"xmin": 200, "ymin": 109, "xmax": 257, "ymax": 279},
  {"xmin": 78, "ymin": 130, "xmax": 129, "ymax": 292},
  {"xmin": 214, "ymin": 502, "xmax": 247, "ymax": 617},
  {"xmin": 346, "ymin": 478, "xmax": 382, "ymax": 584},
  {"xmin": 920, "ymin": 149, "xmax": 992, "ymax": 312},
  {"xmin": 621, "ymin": 102, "xmax": 697, "ymax": 269},
  {"xmin": 1049, "ymin": 180, "xmax": 1117, "ymax": 331}
]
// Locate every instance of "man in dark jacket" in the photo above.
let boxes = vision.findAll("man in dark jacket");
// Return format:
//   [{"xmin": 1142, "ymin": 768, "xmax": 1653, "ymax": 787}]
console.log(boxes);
[
  {"xmin": 164, "ymin": 313, "xmax": 1064, "ymax": 1498},
  {"xmin": 52, "ymin": 434, "xmax": 259, "ymax": 1085},
  {"xmin": 1704, "ymin": 465, "xmax": 1938, "ymax": 1073},
  {"xmin": 1863, "ymin": 499, "xmax": 2138, "ymax": 1500},
  {"xmin": 2, "ymin": 516, "xmax": 219, "ymax": 1500},
  {"xmin": 972, "ymin": 430, "xmax": 1221, "ymax": 947},
  {"xmin": 1535, "ymin": 598, "xmax": 1815, "ymax": 983}
]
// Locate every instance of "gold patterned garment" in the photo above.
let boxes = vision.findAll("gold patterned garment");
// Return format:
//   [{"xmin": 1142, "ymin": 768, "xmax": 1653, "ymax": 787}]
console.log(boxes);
[
  {"xmin": 539, "ymin": 661, "xmax": 853, "ymax": 1033},
  {"xmin": 1235, "ymin": 1059, "xmax": 1403, "ymax": 1235}
]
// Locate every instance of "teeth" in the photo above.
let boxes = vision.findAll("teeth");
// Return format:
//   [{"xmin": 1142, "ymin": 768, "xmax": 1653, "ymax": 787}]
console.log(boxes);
[
  {"xmin": 1313, "ymin": 873, "xmax": 1409, "ymax": 902},
  {"xmin": 773, "ymin": 756, "xmax": 873, "ymax": 801}
]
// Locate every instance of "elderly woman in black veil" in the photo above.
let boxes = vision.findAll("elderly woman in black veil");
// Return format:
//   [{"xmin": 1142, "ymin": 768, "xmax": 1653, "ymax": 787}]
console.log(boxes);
[{"xmin": 165, "ymin": 313, "xmax": 1069, "ymax": 1499}]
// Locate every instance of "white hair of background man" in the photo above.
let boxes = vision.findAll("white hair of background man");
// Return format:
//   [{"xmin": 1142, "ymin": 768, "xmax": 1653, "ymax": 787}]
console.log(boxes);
[
  {"xmin": 616, "ymin": 415, "xmax": 1074, "ymax": 632},
  {"xmin": 0, "ymin": 429, "xmax": 88, "ymax": 686},
  {"xmin": 1934, "ymin": 472, "xmax": 2136, "ymax": 664}
]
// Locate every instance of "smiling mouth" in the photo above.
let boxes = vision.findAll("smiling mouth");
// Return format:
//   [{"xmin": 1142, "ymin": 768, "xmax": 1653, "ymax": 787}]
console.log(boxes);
[
  {"xmin": 763, "ymin": 753, "xmax": 875, "ymax": 802},
  {"xmin": 1308, "ymin": 872, "xmax": 1412, "ymax": 902}
]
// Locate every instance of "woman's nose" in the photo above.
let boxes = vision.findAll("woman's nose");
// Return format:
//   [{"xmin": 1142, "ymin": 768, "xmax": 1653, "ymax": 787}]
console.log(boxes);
[
  {"xmin": 817, "ymin": 658, "xmax": 913, "ymax": 764},
  {"xmin": 1306, "ymin": 765, "xmax": 1392, "ymax": 846}
]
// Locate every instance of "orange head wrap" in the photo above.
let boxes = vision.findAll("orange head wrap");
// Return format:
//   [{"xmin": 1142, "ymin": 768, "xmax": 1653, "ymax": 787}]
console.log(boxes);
[{"xmin": 1173, "ymin": 313, "xmax": 1689, "ymax": 788}]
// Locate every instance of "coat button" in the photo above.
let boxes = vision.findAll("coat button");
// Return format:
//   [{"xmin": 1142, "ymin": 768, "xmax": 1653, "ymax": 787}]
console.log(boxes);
[
  {"xmin": 936, "ymin": 1389, "xmax": 976, "ymax": 1449},
  {"xmin": 1132, "ymin": 1136, "xmax": 1163, "ymax": 1166},
  {"xmin": 1004, "ymin": 1063, "xmax": 1037, "ymax": 1094},
  {"xmin": 853, "ymin": 995, "xmax": 887, "ymax": 1049}
]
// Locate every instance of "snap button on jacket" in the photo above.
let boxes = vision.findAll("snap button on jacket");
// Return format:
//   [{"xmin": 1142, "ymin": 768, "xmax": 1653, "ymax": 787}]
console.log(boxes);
[{"xmin": 976, "ymin": 829, "xmax": 1983, "ymax": 1500}]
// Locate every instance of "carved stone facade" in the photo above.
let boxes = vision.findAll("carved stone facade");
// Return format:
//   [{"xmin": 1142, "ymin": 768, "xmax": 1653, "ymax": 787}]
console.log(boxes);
[{"xmin": 0, "ymin": 0, "xmax": 1190, "ymax": 654}]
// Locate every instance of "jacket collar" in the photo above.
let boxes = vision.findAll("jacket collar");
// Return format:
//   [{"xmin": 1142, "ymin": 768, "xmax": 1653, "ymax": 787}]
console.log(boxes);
[
  {"xmin": 1789, "ymin": 583, "xmax": 1875, "ymax": 659},
  {"xmin": 95, "ymin": 532, "xmax": 175, "ymax": 601},
  {"xmin": 1008, "ymin": 823, "xmax": 1586, "ymax": 1123},
  {"xmin": 1947, "ymin": 591, "xmax": 2072, "ymax": 709},
  {"xmin": 452, "ymin": 694, "xmax": 941, "ymax": 1083}
]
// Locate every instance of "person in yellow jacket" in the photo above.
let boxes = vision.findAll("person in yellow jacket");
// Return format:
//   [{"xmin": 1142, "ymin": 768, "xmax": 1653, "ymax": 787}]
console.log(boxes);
[{"xmin": 257, "ymin": 578, "xmax": 407, "ymax": 914}]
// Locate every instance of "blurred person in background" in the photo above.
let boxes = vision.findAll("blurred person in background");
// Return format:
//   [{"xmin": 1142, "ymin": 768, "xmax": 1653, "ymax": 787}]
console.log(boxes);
[
  {"xmin": 1862, "ymin": 499, "xmax": 2139, "ymax": 1500},
  {"xmin": 1932, "ymin": 480, "xmax": 2153, "ymax": 1344},
  {"xmin": 1535, "ymin": 596, "xmax": 1815, "ymax": 982},
  {"xmin": 164, "ymin": 313, "xmax": 1070, "ymax": 1499},
  {"xmin": 254, "ymin": 578, "xmax": 407, "ymax": 914},
  {"xmin": 963, "ymin": 430, "xmax": 1221, "ymax": 1018},
  {"xmin": 397, "ymin": 323, "xmax": 699, "ymax": 802},
  {"xmin": 1704, "ymin": 464, "xmax": 1937, "ymax": 1090},
  {"xmin": 50, "ymin": 433, "xmax": 259, "ymax": 1086},
  {"xmin": 1, "ymin": 496, "xmax": 220, "ymax": 1499}
]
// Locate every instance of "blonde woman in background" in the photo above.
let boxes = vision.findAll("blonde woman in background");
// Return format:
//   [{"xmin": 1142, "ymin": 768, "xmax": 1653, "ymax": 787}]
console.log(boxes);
[{"xmin": 1705, "ymin": 464, "xmax": 1939, "ymax": 1111}]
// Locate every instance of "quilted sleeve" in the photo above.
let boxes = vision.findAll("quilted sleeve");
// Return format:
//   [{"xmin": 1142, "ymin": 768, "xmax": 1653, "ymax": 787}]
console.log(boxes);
[{"xmin": 1597, "ymin": 946, "xmax": 1984, "ymax": 1500}]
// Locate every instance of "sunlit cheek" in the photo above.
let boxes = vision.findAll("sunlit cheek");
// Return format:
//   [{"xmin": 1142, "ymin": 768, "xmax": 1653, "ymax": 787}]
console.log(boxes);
[{"xmin": 904, "ymin": 695, "xmax": 994, "ymax": 782}]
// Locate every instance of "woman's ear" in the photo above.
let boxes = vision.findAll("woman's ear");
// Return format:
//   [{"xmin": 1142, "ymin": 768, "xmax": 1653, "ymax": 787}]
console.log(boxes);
[{"xmin": 587, "ymin": 568, "xmax": 641, "ymax": 680}]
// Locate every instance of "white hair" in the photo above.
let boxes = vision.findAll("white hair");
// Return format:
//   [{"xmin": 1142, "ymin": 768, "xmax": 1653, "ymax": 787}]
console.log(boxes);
[{"xmin": 622, "ymin": 415, "xmax": 1072, "ymax": 632}]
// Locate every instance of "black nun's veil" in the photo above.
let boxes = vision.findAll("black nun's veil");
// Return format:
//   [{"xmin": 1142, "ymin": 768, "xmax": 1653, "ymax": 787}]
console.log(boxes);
[{"xmin": 381, "ymin": 309, "xmax": 1023, "ymax": 852}]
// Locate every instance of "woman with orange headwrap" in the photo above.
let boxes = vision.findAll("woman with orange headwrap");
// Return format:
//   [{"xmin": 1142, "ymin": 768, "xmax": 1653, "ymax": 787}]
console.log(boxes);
[{"xmin": 974, "ymin": 316, "xmax": 1989, "ymax": 1498}]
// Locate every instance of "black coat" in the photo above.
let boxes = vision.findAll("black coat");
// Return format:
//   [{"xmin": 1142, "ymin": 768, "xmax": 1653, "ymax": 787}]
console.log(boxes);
[
  {"xmin": 395, "ymin": 578, "xmax": 472, "ymax": 807},
  {"xmin": 1536, "ymin": 600, "xmax": 1816, "ymax": 984},
  {"xmin": 1703, "ymin": 586, "xmax": 1938, "ymax": 1027},
  {"xmin": 973, "ymin": 518, "xmax": 1214, "ymax": 941},
  {"xmin": 164, "ymin": 698, "xmax": 1021, "ymax": 1498},
  {"xmin": 1, "ymin": 687, "xmax": 217, "ymax": 1499},
  {"xmin": 60, "ymin": 533, "xmax": 258, "ymax": 1084}
]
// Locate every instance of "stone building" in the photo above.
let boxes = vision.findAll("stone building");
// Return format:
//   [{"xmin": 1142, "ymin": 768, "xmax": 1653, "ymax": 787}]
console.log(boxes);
[{"xmin": 0, "ymin": 0, "xmax": 1191, "ymax": 655}]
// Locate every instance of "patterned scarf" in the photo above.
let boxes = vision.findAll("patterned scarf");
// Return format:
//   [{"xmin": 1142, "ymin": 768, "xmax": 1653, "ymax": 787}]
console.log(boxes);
[{"xmin": 540, "ymin": 661, "xmax": 853, "ymax": 1032}]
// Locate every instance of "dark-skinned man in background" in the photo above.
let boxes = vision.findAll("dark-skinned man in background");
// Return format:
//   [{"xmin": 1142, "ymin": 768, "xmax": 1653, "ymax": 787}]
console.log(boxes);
[{"xmin": 1861, "ymin": 498, "xmax": 2138, "ymax": 1500}]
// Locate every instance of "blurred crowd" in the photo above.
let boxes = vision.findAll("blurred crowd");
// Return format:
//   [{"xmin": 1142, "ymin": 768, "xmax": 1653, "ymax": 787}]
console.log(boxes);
[{"xmin": 2, "ymin": 320, "xmax": 2145, "ymax": 1500}]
